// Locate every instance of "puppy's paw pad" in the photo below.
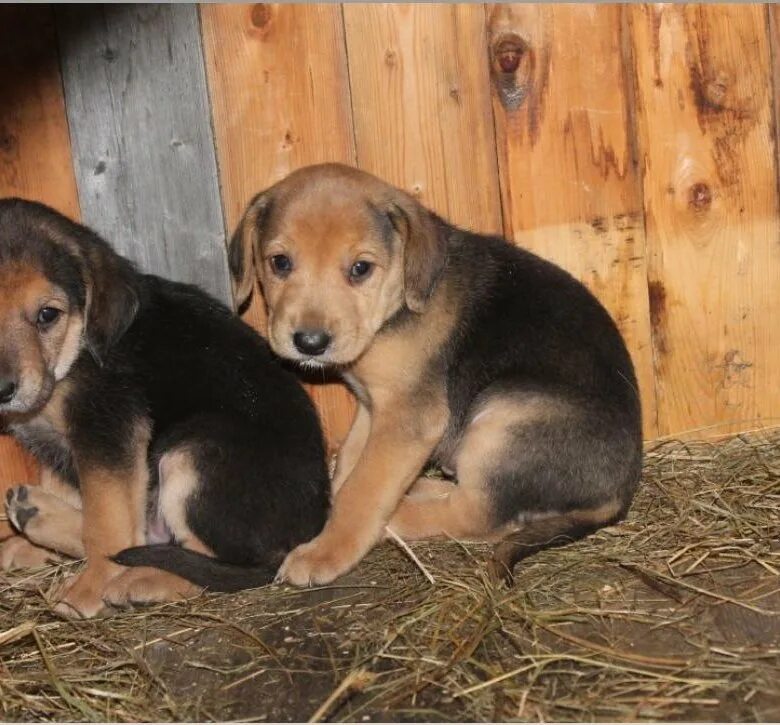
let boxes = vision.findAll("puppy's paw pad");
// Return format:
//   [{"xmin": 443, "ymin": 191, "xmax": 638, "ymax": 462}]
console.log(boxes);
[
  {"xmin": 6, "ymin": 484, "xmax": 27, "ymax": 505},
  {"xmin": 6, "ymin": 486, "xmax": 39, "ymax": 533}
]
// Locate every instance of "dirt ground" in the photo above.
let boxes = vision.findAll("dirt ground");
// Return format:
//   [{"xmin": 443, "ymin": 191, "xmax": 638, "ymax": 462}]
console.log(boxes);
[{"xmin": 1, "ymin": 432, "xmax": 779, "ymax": 722}]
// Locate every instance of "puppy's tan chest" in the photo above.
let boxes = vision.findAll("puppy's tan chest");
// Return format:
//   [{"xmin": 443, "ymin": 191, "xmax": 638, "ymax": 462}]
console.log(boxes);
[
  {"xmin": 350, "ymin": 333, "xmax": 430, "ymax": 400},
  {"xmin": 346, "ymin": 343, "xmax": 450, "ymax": 452}
]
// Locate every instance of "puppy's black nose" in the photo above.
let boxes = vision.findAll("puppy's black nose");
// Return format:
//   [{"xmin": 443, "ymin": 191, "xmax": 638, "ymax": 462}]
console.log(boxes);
[
  {"xmin": 0, "ymin": 379, "xmax": 17, "ymax": 404},
  {"xmin": 293, "ymin": 329, "xmax": 331, "ymax": 356}
]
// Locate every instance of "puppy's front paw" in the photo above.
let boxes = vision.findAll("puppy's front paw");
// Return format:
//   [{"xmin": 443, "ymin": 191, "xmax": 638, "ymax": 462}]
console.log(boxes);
[
  {"xmin": 275, "ymin": 536, "xmax": 355, "ymax": 587},
  {"xmin": 52, "ymin": 565, "xmax": 120, "ymax": 619},
  {"xmin": 6, "ymin": 485, "xmax": 39, "ymax": 533}
]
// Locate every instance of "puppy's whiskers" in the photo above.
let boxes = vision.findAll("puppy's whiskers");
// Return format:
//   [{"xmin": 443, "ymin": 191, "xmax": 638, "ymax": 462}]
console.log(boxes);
[{"xmin": 298, "ymin": 358, "xmax": 327, "ymax": 373}]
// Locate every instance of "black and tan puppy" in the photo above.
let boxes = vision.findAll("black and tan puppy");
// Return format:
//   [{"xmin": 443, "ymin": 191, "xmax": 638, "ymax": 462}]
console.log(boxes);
[
  {"xmin": 0, "ymin": 199, "xmax": 329, "ymax": 617},
  {"xmin": 228, "ymin": 163, "xmax": 643, "ymax": 587}
]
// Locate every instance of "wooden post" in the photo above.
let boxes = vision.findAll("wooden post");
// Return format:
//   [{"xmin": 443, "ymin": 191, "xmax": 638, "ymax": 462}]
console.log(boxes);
[{"xmin": 56, "ymin": 5, "xmax": 230, "ymax": 304}]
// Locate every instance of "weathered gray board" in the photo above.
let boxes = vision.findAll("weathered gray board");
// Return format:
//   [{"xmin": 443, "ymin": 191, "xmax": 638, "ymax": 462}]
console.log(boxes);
[{"xmin": 56, "ymin": 4, "xmax": 231, "ymax": 304}]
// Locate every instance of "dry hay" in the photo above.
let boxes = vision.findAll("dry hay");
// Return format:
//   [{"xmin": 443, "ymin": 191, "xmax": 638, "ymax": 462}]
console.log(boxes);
[{"xmin": 1, "ymin": 429, "xmax": 779, "ymax": 722}]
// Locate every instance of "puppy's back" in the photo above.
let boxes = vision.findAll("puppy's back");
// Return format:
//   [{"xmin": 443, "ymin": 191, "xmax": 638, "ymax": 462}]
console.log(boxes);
[{"xmin": 442, "ymin": 230, "xmax": 641, "ymax": 429}]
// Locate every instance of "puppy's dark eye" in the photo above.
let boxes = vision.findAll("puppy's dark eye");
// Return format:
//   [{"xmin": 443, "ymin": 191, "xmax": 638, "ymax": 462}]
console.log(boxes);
[
  {"xmin": 270, "ymin": 254, "xmax": 293, "ymax": 277},
  {"xmin": 37, "ymin": 307, "xmax": 61, "ymax": 327},
  {"xmin": 349, "ymin": 260, "xmax": 373, "ymax": 283}
]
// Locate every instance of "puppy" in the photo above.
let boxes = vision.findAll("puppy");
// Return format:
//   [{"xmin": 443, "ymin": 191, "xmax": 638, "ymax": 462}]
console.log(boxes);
[
  {"xmin": 228, "ymin": 163, "xmax": 643, "ymax": 586},
  {"xmin": 0, "ymin": 199, "xmax": 329, "ymax": 617}
]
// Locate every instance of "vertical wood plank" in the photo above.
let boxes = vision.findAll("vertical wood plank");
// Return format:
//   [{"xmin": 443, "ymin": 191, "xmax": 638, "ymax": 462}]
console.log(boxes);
[
  {"xmin": 201, "ymin": 3, "xmax": 357, "ymax": 450},
  {"xmin": 0, "ymin": 6, "xmax": 77, "ymax": 529},
  {"xmin": 0, "ymin": 9, "xmax": 80, "ymax": 219},
  {"xmin": 343, "ymin": 3, "xmax": 503, "ymax": 234},
  {"xmin": 488, "ymin": 4, "xmax": 658, "ymax": 438},
  {"xmin": 630, "ymin": 5, "xmax": 780, "ymax": 436},
  {"xmin": 56, "ymin": 4, "xmax": 231, "ymax": 303}
]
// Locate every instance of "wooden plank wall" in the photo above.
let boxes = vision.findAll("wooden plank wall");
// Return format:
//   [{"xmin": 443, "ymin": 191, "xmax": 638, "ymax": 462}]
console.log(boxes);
[
  {"xmin": 488, "ymin": 4, "xmax": 657, "ymax": 436},
  {"xmin": 343, "ymin": 4, "xmax": 503, "ymax": 235},
  {"xmin": 1, "ymin": 4, "xmax": 779, "ymax": 501},
  {"xmin": 0, "ymin": 6, "xmax": 75, "ymax": 533},
  {"xmin": 631, "ymin": 4, "xmax": 779, "ymax": 437},
  {"xmin": 57, "ymin": 4, "xmax": 230, "ymax": 303},
  {"xmin": 200, "ymin": 4, "xmax": 357, "ymax": 447}
]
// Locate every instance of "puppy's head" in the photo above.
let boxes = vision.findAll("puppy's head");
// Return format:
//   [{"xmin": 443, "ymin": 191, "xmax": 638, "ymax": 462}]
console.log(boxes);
[
  {"xmin": 0, "ymin": 199, "xmax": 138, "ymax": 416},
  {"xmin": 229, "ymin": 164, "xmax": 446, "ymax": 367}
]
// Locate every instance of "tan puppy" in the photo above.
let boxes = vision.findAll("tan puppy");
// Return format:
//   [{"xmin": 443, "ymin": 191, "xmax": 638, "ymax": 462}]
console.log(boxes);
[{"xmin": 229, "ymin": 164, "xmax": 643, "ymax": 586}]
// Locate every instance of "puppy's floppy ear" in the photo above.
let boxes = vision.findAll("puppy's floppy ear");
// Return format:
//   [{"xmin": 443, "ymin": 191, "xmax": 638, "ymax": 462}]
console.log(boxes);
[
  {"xmin": 33, "ymin": 207, "xmax": 139, "ymax": 361},
  {"xmin": 388, "ymin": 199, "xmax": 447, "ymax": 313},
  {"xmin": 78, "ymin": 235, "xmax": 140, "ymax": 360},
  {"xmin": 228, "ymin": 192, "xmax": 272, "ymax": 312}
]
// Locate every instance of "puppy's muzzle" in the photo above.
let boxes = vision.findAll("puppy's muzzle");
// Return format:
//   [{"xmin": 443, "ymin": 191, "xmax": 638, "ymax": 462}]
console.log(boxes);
[{"xmin": 293, "ymin": 328, "xmax": 331, "ymax": 357}]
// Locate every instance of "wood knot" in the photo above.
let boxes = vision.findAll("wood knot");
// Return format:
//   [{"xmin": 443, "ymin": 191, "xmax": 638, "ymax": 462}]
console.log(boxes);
[
  {"xmin": 251, "ymin": 4, "xmax": 272, "ymax": 30},
  {"xmin": 489, "ymin": 32, "xmax": 531, "ymax": 112},
  {"xmin": 704, "ymin": 70, "xmax": 729, "ymax": 109},
  {"xmin": 0, "ymin": 131, "xmax": 18, "ymax": 155},
  {"xmin": 384, "ymin": 48, "xmax": 397, "ymax": 67},
  {"xmin": 688, "ymin": 182, "xmax": 712, "ymax": 212},
  {"xmin": 590, "ymin": 216, "xmax": 609, "ymax": 235},
  {"xmin": 491, "ymin": 35, "xmax": 526, "ymax": 76},
  {"xmin": 691, "ymin": 67, "xmax": 731, "ymax": 118}
]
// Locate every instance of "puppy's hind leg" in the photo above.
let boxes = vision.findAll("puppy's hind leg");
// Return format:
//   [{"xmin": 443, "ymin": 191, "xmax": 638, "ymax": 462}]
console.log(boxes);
[
  {"xmin": 103, "ymin": 566, "xmax": 201, "ymax": 607},
  {"xmin": 388, "ymin": 391, "xmax": 638, "ymax": 584},
  {"xmin": 1, "ymin": 536, "xmax": 63, "ymax": 571},
  {"xmin": 386, "ymin": 402, "xmax": 516, "ymax": 542},
  {"xmin": 104, "ymin": 448, "xmax": 207, "ymax": 607}
]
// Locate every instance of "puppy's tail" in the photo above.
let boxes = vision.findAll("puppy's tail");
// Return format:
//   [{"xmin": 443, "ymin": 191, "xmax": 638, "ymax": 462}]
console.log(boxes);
[
  {"xmin": 112, "ymin": 545, "xmax": 277, "ymax": 593},
  {"xmin": 488, "ymin": 502, "xmax": 626, "ymax": 587}
]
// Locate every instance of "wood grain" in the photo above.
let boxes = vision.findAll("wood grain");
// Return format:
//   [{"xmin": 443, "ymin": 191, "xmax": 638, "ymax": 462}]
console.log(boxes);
[
  {"xmin": 0, "ymin": 2, "xmax": 769, "ymax": 467},
  {"xmin": 488, "ymin": 4, "xmax": 658, "ymax": 438},
  {"xmin": 200, "ymin": 3, "xmax": 357, "ymax": 449},
  {"xmin": 343, "ymin": 3, "xmax": 503, "ymax": 234},
  {"xmin": 56, "ymin": 5, "xmax": 231, "ymax": 303},
  {"xmin": 0, "ymin": 6, "xmax": 77, "ymax": 529},
  {"xmin": 630, "ymin": 4, "xmax": 780, "ymax": 436}
]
